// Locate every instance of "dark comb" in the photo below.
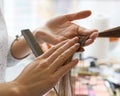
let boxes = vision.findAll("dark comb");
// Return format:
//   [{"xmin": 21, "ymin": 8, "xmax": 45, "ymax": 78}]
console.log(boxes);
[
  {"xmin": 98, "ymin": 26, "xmax": 120, "ymax": 38},
  {"xmin": 21, "ymin": 29, "xmax": 59, "ymax": 96},
  {"xmin": 78, "ymin": 26, "xmax": 120, "ymax": 46},
  {"xmin": 21, "ymin": 29, "xmax": 43, "ymax": 56},
  {"xmin": 79, "ymin": 36, "xmax": 89, "ymax": 46}
]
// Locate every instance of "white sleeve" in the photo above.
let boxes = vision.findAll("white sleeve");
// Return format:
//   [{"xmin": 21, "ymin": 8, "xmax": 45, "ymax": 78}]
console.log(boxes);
[{"xmin": 0, "ymin": 8, "xmax": 21, "ymax": 67}]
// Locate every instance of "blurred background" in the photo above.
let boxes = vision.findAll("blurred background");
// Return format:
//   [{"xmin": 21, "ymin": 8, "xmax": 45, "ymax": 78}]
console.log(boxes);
[
  {"xmin": 3, "ymin": 0, "xmax": 120, "ymax": 59},
  {"xmin": 3, "ymin": 0, "xmax": 120, "ymax": 35},
  {"xmin": 2, "ymin": 0, "xmax": 120, "ymax": 95}
]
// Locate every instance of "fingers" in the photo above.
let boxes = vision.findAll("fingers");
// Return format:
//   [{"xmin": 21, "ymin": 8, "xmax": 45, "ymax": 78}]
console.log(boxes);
[
  {"xmin": 84, "ymin": 31, "xmax": 98, "ymax": 46},
  {"xmin": 51, "ymin": 10, "xmax": 91, "ymax": 24},
  {"xmin": 50, "ymin": 43, "xmax": 80, "ymax": 72},
  {"xmin": 46, "ymin": 37, "xmax": 79, "ymax": 63},
  {"xmin": 84, "ymin": 39, "xmax": 94, "ymax": 46},
  {"xmin": 41, "ymin": 40, "xmax": 67, "ymax": 58},
  {"xmin": 89, "ymin": 32, "xmax": 99, "ymax": 39},
  {"xmin": 78, "ymin": 28, "xmax": 98, "ymax": 35},
  {"xmin": 78, "ymin": 28, "xmax": 98, "ymax": 46},
  {"xmin": 54, "ymin": 59, "xmax": 78, "ymax": 79}
]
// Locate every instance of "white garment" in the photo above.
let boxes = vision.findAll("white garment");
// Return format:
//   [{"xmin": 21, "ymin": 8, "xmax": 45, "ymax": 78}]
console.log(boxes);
[{"xmin": 0, "ymin": 8, "xmax": 20, "ymax": 82}]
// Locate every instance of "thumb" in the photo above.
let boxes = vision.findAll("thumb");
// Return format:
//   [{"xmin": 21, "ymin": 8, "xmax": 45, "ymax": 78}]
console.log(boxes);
[
  {"xmin": 61, "ymin": 10, "xmax": 91, "ymax": 22},
  {"xmin": 46, "ymin": 10, "xmax": 91, "ymax": 27}
]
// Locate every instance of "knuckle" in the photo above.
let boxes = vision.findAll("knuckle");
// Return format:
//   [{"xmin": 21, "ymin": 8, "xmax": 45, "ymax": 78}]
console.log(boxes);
[
  {"xmin": 58, "ymin": 48, "xmax": 63, "ymax": 53},
  {"xmin": 40, "ymin": 60, "xmax": 49, "ymax": 68},
  {"xmin": 51, "ymin": 46, "xmax": 56, "ymax": 50},
  {"xmin": 50, "ymin": 75, "xmax": 58, "ymax": 83},
  {"xmin": 68, "ymin": 39, "xmax": 74, "ymax": 43},
  {"xmin": 59, "ymin": 54, "xmax": 67, "ymax": 60},
  {"xmin": 65, "ymin": 48, "xmax": 73, "ymax": 54},
  {"xmin": 55, "ymin": 47, "xmax": 64, "ymax": 55},
  {"xmin": 71, "ymin": 46, "xmax": 77, "ymax": 51}
]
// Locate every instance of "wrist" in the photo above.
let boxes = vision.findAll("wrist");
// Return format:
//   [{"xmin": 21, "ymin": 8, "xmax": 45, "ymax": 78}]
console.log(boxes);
[
  {"xmin": 7, "ymin": 81, "xmax": 29, "ymax": 96},
  {"xmin": 0, "ymin": 81, "xmax": 20, "ymax": 96}
]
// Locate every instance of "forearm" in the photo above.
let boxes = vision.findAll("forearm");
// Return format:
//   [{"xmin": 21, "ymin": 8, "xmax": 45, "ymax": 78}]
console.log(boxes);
[
  {"xmin": 10, "ymin": 36, "xmax": 31, "ymax": 59},
  {"xmin": 10, "ymin": 31, "xmax": 43, "ymax": 59},
  {"xmin": 0, "ymin": 82, "xmax": 19, "ymax": 96}
]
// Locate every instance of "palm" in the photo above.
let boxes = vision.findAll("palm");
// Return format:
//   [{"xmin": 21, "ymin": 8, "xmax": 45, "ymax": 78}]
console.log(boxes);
[
  {"xmin": 46, "ymin": 20, "xmax": 79, "ymax": 42},
  {"xmin": 37, "ymin": 10, "xmax": 98, "ymax": 45}
]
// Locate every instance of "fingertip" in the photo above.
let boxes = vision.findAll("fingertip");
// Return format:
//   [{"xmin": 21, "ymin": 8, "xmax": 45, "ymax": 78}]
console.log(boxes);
[
  {"xmin": 91, "ymin": 29, "xmax": 99, "ymax": 32},
  {"xmin": 90, "ymin": 32, "xmax": 99, "ymax": 39},
  {"xmin": 70, "ymin": 10, "xmax": 92, "ymax": 21},
  {"xmin": 78, "ymin": 10, "xmax": 92, "ymax": 18},
  {"xmin": 84, "ymin": 39, "xmax": 94, "ymax": 46},
  {"xmin": 73, "ymin": 59, "xmax": 79, "ymax": 63},
  {"xmin": 66, "ymin": 59, "xmax": 79, "ymax": 69},
  {"xmin": 83, "ymin": 10, "xmax": 92, "ymax": 16}
]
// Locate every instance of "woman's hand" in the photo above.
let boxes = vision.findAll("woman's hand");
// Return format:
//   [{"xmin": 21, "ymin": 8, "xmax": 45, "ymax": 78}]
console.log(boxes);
[
  {"xmin": 34, "ymin": 10, "xmax": 98, "ymax": 46},
  {"xmin": 12, "ymin": 37, "xmax": 80, "ymax": 96}
]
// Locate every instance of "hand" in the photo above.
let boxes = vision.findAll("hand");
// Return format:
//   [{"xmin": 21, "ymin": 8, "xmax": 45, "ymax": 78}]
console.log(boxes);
[
  {"xmin": 12, "ymin": 37, "xmax": 80, "ymax": 96},
  {"xmin": 34, "ymin": 10, "xmax": 98, "ymax": 46}
]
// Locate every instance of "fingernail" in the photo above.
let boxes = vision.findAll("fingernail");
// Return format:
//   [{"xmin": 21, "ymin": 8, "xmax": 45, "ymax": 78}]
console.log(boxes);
[
  {"xmin": 73, "ymin": 59, "xmax": 79, "ymax": 64},
  {"xmin": 73, "ymin": 37, "xmax": 79, "ymax": 42},
  {"xmin": 75, "ymin": 43, "xmax": 80, "ymax": 48}
]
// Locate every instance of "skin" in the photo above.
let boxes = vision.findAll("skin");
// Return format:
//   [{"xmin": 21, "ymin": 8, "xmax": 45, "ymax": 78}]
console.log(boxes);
[
  {"xmin": 34, "ymin": 10, "xmax": 98, "ymax": 45},
  {"xmin": 0, "ymin": 37, "xmax": 80, "ymax": 96},
  {"xmin": 0, "ymin": 10, "xmax": 98, "ymax": 96},
  {"xmin": 11, "ymin": 10, "xmax": 98, "ymax": 59}
]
